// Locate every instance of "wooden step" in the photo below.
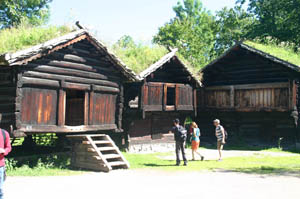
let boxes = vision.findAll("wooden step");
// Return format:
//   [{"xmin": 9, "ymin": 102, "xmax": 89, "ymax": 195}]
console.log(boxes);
[
  {"xmin": 103, "ymin": 154, "xmax": 121, "ymax": 159},
  {"xmin": 98, "ymin": 147, "xmax": 115, "ymax": 151},
  {"xmin": 83, "ymin": 140, "xmax": 111, "ymax": 145},
  {"xmin": 108, "ymin": 161, "xmax": 127, "ymax": 167},
  {"xmin": 69, "ymin": 134, "xmax": 129, "ymax": 172},
  {"xmin": 89, "ymin": 134, "xmax": 107, "ymax": 137},
  {"xmin": 87, "ymin": 148, "xmax": 96, "ymax": 152}
]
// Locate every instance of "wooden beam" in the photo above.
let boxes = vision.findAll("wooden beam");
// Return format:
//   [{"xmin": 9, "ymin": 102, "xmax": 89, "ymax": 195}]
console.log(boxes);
[
  {"xmin": 92, "ymin": 85, "xmax": 120, "ymax": 93},
  {"xmin": 25, "ymin": 64, "xmax": 120, "ymax": 82},
  {"xmin": 175, "ymin": 84, "xmax": 179, "ymax": 111},
  {"xmin": 193, "ymin": 89, "xmax": 197, "ymax": 117},
  {"xmin": 84, "ymin": 92, "xmax": 89, "ymax": 125},
  {"xmin": 63, "ymin": 82, "xmax": 90, "ymax": 91},
  {"xmin": 205, "ymin": 82, "xmax": 289, "ymax": 91},
  {"xmin": 23, "ymin": 70, "xmax": 119, "ymax": 88},
  {"xmin": 163, "ymin": 84, "xmax": 167, "ymax": 111},
  {"xmin": 58, "ymin": 88, "xmax": 66, "ymax": 126},
  {"xmin": 230, "ymin": 86, "xmax": 235, "ymax": 107},
  {"xmin": 19, "ymin": 124, "xmax": 117, "ymax": 133},
  {"xmin": 19, "ymin": 76, "xmax": 60, "ymax": 88},
  {"xmin": 89, "ymin": 90, "xmax": 94, "ymax": 125}
]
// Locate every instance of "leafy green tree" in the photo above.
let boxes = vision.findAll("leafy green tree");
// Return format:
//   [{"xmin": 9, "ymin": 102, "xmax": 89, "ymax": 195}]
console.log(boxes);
[
  {"xmin": 113, "ymin": 35, "xmax": 168, "ymax": 73},
  {"xmin": 237, "ymin": 0, "xmax": 300, "ymax": 50},
  {"xmin": 0, "ymin": 0, "xmax": 52, "ymax": 29},
  {"xmin": 215, "ymin": 6, "xmax": 255, "ymax": 55},
  {"xmin": 153, "ymin": 0, "xmax": 217, "ymax": 69}
]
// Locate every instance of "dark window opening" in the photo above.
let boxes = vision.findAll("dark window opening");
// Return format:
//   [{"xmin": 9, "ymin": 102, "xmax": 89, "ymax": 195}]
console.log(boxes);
[
  {"xmin": 166, "ymin": 87, "xmax": 175, "ymax": 106},
  {"xmin": 65, "ymin": 90, "xmax": 85, "ymax": 126}
]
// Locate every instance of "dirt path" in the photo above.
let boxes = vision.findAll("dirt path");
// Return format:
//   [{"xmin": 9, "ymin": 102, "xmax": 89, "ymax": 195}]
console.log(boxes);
[{"xmin": 5, "ymin": 169, "xmax": 300, "ymax": 199}]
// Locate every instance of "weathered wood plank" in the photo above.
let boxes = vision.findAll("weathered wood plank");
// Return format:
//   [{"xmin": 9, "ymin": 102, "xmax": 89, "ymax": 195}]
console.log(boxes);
[
  {"xmin": 58, "ymin": 89, "xmax": 66, "ymax": 126},
  {"xmin": 23, "ymin": 70, "xmax": 119, "ymax": 88},
  {"xmin": 62, "ymin": 82, "xmax": 90, "ymax": 90},
  {"xmin": 89, "ymin": 90, "xmax": 94, "ymax": 125},
  {"xmin": 205, "ymin": 82, "xmax": 289, "ymax": 91},
  {"xmin": 19, "ymin": 124, "xmax": 117, "ymax": 133},
  {"xmin": 92, "ymin": 85, "xmax": 119, "ymax": 93},
  {"xmin": 84, "ymin": 92, "xmax": 89, "ymax": 126},
  {"xmin": 25, "ymin": 64, "xmax": 119, "ymax": 82},
  {"xmin": 19, "ymin": 76, "xmax": 60, "ymax": 88}
]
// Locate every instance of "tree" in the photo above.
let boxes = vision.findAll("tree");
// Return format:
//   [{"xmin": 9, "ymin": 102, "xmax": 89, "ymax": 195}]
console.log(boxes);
[
  {"xmin": 153, "ymin": 0, "xmax": 217, "ymax": 69},
  {"xmin": 237, "ymin": 0, "xmax": 300, "ymax": 50},
  {"xmin": 215, "ymin": 6, "xmax": 255, "ymax": 55},
  {"xmin": 0, "ymin": 0, "xmax": 52, "ymax": 29}
]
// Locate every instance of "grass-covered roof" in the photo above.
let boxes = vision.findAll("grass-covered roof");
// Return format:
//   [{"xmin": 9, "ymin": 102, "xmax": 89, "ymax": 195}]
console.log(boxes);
[
  {"xmin": 244, "ymin": 41, "xmax": 300, "ymax": 67},
  {"xmin": 0, "ymin": 25, "xmax": 73, "ymax": 54}
]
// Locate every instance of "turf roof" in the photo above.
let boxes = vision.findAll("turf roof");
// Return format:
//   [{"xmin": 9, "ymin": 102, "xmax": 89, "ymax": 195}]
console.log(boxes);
[{"xmin": 244, "ymin": 41, "xmax": 300, "ymax": 67}]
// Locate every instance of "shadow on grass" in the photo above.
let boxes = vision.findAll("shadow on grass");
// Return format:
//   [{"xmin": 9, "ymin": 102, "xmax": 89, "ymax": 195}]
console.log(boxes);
[
  {"xmin": 144, "ymin": 163, "xmax": 177, "ymax": 167},
  {"xmin": 217, "ymin": 167, "xmax": 300, "ymax": 178}
]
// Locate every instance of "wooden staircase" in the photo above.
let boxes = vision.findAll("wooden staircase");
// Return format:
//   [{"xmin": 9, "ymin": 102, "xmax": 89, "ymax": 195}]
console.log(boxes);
[{"xmin": 68, "ymin": 134, "xmax": 130, "ymax": 172}]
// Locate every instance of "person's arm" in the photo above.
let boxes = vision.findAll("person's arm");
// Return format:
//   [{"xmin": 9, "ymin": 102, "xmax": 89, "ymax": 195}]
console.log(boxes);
[
  {"xmin": 215, "ymin": 128, "xmax": 218, "ymax": 137},
  {"xmin": 221, "ymin": 127, "xmax": 225, "ymax": 143},
  {"xmin": 4, "ymin": 131, "xmax": 11, "ymax": 156},
  {"xmin": 193, "ymin": 128, "xmax": 196, "ymax": 137}
]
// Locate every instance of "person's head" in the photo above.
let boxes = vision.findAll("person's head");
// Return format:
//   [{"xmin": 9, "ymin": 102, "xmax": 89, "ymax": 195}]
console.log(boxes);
[
  {"xmin": 213, "ymin": 119, "xmax": 220, "ymax": 127},
  {"xmin": 173, "ymin": 118, "xmax": 180, "ymax": 126},
  {"xmin": 191, "ymin": 122, "xmax": 198, "ymax": 129}
]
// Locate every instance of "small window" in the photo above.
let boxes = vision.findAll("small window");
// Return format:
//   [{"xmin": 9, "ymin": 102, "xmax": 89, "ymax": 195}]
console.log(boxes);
[
  {"xmin": 65, "ymin": 90, "xmax": 85, "ymax": 126},
  {"xmin": 166, "ymin": 87, "xmax": 175, "ymax": 106}
]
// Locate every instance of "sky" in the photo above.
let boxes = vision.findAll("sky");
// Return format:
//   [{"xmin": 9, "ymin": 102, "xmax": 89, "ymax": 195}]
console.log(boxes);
[{"xmin": 49, "ymin": 0, "xmax": 237, "ymax": 44}]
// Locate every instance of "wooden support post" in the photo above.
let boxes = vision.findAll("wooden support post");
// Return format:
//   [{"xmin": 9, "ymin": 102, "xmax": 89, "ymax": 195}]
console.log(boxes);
[
  {"xmin": 84, "ymin": 91, "xmax": 89, "ymax": 125},
  {"xmin": 58, "ymin": 81, "xmax": 66, "ymax": 126},
  {"xmin": 141, "ymin": 81, "xmax": 147, "ymax": 119},
  {"xmin": 193, "ymin": 89, "xmax": 197, "ymax": 117},
  {"xmin": 163, "ymin": 84, "xmax": 167, "ymax": 111},
  {"xmin": 175, "ymin": 84, "xmax": 179, "ymax": 111},
  {"xmin": 230, "ymin": 86, "xmax": 235, "ymax": 108},
  {"xmin": 117, "ymin": 85, "xmax": 124, "ymax": 130},
  {"xmin": 89, "ymin": 86, "xmax": 94, "ymax": 125}
]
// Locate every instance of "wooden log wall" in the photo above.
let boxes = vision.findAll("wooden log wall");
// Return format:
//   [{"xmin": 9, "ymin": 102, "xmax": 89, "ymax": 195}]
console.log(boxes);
[
  {"xmin": 141, "ymin": 82, "xmax": 195, "ymax": 112},
  {"xmin": 196, "ymin": 111, "xmax": 296, "ymax": 140},
  {"xmin": 202, "ymin": 48, "xmax": 297, "ymax": 87},
  {"xmin": 123, "ymin": 110, "xmax": 187, "ymax": 138},
  {"xmin": 145, "ymin": 60, "xmax": 195, "ymax": 85},
  {"xmin": 198, "ymin": 82, "xmax": 294, "ymax": 112},
  {"xmin": 0, "ymin": 66, "xmax": 17, "ymax": 133},
  {"xmin": 13, "ymin": 39, "xmax": 124, "ymax": 136}
]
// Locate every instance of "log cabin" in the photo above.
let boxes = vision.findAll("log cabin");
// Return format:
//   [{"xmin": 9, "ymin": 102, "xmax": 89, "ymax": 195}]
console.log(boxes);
[
  {"xmin": 124, "ymin": 49, "xmax": 201, "ymax": 151},
  {"xmin": 0, "ymin": 29, "xmax": 137, "ymax": 138},
  {"xmin": 197, "ymin": 41, "xmax": 300, "ymax": 142}
]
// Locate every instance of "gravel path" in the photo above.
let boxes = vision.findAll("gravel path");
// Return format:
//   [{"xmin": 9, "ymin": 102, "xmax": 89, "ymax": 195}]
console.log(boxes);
[{"xmin": 5, "ymin": 169, "xmax": 300, "ymax": 199}]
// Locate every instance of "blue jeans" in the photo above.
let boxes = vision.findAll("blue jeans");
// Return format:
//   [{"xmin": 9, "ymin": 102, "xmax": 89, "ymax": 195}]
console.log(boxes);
[{"xmin": 0, "ymin": 166, "xmax": 4, "ymax": 199}]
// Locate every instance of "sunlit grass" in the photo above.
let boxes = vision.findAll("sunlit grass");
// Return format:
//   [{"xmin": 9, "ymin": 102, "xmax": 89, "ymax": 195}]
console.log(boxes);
[
  {"xmin": 0, "ymin": 24, "xmax": 73, "ymax": 54},
  {"xmin": 245, "ymin": 41, "xmax": 300, "ymax": 67},
  {"xmin": 124, "ymin": 152, "xmax": 300, "ymax": 175}
]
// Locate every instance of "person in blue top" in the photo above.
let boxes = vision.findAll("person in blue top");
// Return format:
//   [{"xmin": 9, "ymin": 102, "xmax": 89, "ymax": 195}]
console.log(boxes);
[{"xmin": 190, "ymin": 122, "xmax": 204, "ymax": 161}]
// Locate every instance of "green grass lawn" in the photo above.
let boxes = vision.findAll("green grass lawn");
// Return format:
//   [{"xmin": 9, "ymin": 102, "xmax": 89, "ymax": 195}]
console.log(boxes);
[
  {"xmin": 124, "ymin": 151, "xmax": 300, "ymax": 175},
  {"xmin": 6, "ymin": 147, "xmax": 300, "ymax": 176}
]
